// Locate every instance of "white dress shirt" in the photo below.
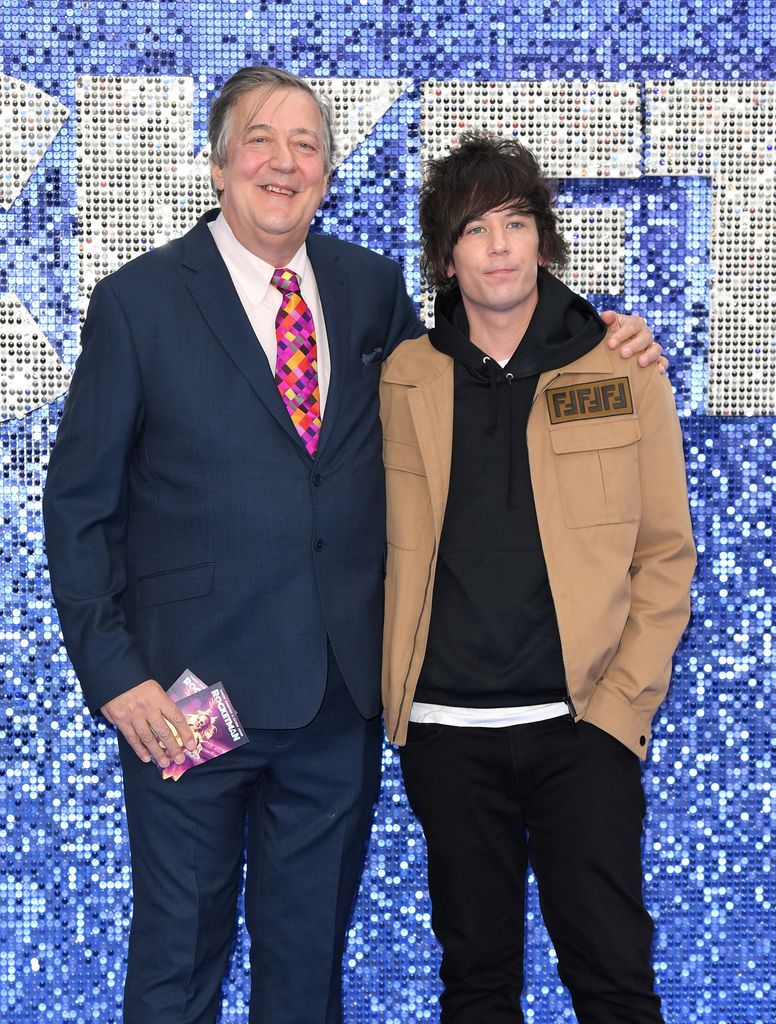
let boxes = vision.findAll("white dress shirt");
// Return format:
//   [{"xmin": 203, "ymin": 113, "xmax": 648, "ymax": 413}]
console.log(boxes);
[{"xmin": 209, "ymin": 212, "xmax": 332, "ymax": 413}]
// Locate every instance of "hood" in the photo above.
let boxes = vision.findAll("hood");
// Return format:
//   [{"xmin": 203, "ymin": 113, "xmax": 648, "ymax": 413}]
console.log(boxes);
[{"xmin": 429, "ymin": 268, "xmax": 606, "ymax": 375}]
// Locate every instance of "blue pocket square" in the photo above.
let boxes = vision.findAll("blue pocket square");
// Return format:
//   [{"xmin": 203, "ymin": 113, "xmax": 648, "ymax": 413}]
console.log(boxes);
[{"xmin": 361, "ymin": 347, "xmax": 384, "ymax": 365}]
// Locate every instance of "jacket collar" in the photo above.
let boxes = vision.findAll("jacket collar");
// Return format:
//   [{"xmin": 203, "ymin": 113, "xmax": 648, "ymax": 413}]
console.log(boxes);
[
  {"xmin": 535, "ymin": 331, "xmax": 620, "ymax": 394},
  {"xmin": 181, "ymin": 208, "xmax": 222, "ymax": 270},
  {"xmin": 545, "ymin": 332, "xmax": 619, "ymax": 375},
  {"xmin": 383, "ymin": 328, "xmax": 620, "ymax": 390},
  {"xmin": 381, "ymin": 334, "xmax": 451, "ymax": 387}
]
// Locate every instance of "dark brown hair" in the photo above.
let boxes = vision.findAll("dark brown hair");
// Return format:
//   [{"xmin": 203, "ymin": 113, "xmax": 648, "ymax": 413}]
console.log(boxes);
[{"xmin": 419, "ymin": 133, "xmax": 569, "ymax": 292}]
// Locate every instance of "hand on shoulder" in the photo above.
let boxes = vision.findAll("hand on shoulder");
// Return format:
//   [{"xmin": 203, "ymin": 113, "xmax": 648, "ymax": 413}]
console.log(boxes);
[{"xmin": 600, "ymin": 310, "xmax": 668, "ymax": 374}]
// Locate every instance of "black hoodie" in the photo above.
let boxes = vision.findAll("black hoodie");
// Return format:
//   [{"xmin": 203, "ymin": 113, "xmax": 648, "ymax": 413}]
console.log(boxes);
[{"xmin": 415, "ymin": 270, "xmax": 607, "ymax": 709}]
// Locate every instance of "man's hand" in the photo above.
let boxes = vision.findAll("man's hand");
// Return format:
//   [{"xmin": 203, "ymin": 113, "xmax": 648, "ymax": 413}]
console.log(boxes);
[
  {"xmin": 101, "ymin": 679, "xmax": 197, "ymax": 767},
  {"xmin": 600, "ymin": 311, "xmax": 669, "ymax": 374}
]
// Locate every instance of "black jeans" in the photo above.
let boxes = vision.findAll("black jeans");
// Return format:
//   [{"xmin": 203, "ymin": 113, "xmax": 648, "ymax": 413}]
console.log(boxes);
[{"xmin": 400, "ymin": 715, "xmax": 664, "ymax": 1024}]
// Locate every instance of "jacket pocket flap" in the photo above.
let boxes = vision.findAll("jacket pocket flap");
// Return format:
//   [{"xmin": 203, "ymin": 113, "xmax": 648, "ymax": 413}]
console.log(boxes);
[
  {"xmin": 383, "ymin": 438, "xmax": 426, "ymax": 476},
  {"xmin": 550, "ymin": 418, "xmax": 641, "ymax": 454},
  {"xmin": 137, "ymin": 562, "xmax": 214, "ymax": 607}
]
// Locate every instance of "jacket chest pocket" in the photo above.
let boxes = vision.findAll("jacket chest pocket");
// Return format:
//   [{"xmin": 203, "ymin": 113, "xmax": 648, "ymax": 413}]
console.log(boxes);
[
  {"xmin": 550, "ymin": 418, "xmax": 642, "ymax": 528},
  {"xmin": 383, "ymin": 438, "xmax": 431, "ymax": 550}
]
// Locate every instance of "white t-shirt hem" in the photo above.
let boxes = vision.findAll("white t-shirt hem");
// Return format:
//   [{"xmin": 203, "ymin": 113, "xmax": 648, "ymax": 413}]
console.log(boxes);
[{"xmin": 408, "ymin": 701, "xmax": 570, "ymax": 728}]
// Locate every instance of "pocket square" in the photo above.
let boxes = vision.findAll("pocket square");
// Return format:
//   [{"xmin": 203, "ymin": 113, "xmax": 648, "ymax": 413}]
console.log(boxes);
[{"xmin": 361, "ymin": 347, "xmax": 384, "ymax": 365}]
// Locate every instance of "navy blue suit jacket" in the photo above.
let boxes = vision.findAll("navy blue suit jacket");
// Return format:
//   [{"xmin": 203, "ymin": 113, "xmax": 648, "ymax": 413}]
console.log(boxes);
[{"xmin": 43, "ymin": 211, "xmax": 422, "ymax": 727}]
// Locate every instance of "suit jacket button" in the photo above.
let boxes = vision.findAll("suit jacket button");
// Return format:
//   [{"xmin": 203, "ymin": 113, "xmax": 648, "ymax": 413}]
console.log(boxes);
[
  {"xmin": 312, "ymin": 472, "xmax": 323, "ymax": 486},
  {"xmin": 314, "ymin": 538, "xmax": 325, "ymax": 551}
]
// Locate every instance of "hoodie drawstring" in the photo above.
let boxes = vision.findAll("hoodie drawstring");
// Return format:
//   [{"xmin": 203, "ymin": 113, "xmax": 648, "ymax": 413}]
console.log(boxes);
[
  {"xmin": 483, "ymin": 356, "xmax": 518, "ymax": 509},
  {"xmin": 483, "ymin": 356, "xmax": 500, "ymax": 434},
  {"xmin": 506, "ymin": 372, "xmax": 516, "ymax": 508}
]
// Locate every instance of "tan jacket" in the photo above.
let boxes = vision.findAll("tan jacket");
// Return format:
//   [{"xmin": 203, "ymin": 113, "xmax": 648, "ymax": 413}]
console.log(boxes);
[{"xmin": 380, "ymin": 333, "xmax": 696, "ymax": 758}]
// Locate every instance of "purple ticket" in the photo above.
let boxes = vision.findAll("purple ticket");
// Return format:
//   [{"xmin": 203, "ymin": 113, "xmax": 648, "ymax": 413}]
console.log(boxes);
[
  {"xmin": 160, "ymin": 681, "xmax": 249, "ymax": 781},
  {"xmin": 166, "ymin": 667, "xmax": 208, "ymax": 702}
]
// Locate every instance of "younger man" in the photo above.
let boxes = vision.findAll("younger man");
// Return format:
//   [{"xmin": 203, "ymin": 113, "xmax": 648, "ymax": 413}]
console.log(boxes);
[{"xmin": 380, "ymin": 135, "xmax": 695, "ymax": 1023}]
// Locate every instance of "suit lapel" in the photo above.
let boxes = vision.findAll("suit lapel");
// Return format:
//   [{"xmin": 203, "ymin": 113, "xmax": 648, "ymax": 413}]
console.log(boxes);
[
  {"xmin": 182, "ymin": 215, "xmax": 309, "ymax": 452},
  {"xmin": 306, "ymin": 233, "xmax": 349, "ymax": 458}
]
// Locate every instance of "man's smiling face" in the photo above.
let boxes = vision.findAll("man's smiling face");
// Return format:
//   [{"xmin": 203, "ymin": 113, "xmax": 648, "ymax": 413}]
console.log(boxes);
[{"xmin": 211, "ymin": 85, "xmax": 329, "ymax": 265}]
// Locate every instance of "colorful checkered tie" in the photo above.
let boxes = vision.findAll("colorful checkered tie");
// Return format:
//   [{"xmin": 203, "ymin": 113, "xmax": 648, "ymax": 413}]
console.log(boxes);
[{"xmin": 271, "ymin": 268, "xmax": 321, "ymax": 457}]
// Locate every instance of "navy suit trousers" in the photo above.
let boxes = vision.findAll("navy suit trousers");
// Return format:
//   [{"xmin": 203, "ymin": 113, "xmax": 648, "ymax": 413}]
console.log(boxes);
[{"xmin": 118, "ymin": 648, "xmax": 382, "ymax": 1024}]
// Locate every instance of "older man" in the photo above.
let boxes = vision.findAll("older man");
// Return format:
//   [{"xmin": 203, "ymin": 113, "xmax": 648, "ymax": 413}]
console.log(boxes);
[{"xmin": 43, "ymin": 67, "xmax": 661, "ymax": 1023}]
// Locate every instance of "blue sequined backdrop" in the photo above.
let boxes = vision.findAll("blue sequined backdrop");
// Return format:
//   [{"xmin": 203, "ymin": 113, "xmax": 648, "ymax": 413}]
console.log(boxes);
[{"xmin": 1, "ymin": 1, "xmax": 773, "ymax": 1022}]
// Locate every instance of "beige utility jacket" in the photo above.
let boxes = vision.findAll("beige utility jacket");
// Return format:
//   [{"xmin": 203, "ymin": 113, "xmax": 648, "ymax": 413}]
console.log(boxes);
[{"xmin": 380, "ymin": 333, "xmax": 696, "ymax": 758}]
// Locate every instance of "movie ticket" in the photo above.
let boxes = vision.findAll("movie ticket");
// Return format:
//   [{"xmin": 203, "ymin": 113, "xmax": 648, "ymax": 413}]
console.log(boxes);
[{"xmin": 159, "ymin": 669, "xmax": 248, "ymax": 781}]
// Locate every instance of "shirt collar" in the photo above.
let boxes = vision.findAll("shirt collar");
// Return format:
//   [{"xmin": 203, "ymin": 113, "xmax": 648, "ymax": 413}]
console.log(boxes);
[{"xmin": 209, "ymin": 212, "xmax": 310, "ymax": 305}]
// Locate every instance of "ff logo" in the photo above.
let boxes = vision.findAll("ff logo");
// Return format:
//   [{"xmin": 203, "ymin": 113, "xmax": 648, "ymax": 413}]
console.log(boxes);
[{"xmin": 547, "ymin": 377, "xmax": 634, "ymax": 424}]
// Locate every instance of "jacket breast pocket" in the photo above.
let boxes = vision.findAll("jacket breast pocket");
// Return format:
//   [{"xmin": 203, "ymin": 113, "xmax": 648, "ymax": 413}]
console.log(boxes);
[
  {"xmin": 137, "ymin": 562, "xmax": 215, "ymax": 607},
  {"xmin": 550, "ymin": 419, "xmax": 641, "ymax": 529},
  {"xmin": 383, "ymin": 439, "xmax": 431, "ymax": 551}
]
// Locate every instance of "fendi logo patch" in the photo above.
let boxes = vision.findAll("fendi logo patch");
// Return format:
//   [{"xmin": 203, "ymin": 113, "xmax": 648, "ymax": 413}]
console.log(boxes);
[{"xmin": 546, "ymin": 377, "xmax": 634, "ymax": 424}]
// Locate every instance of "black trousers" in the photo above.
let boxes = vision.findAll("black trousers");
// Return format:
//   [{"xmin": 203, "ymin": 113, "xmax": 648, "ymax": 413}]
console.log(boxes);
[{"xmin": 400, "ymin": 715, "xmax": 664, "ymax": 1024}]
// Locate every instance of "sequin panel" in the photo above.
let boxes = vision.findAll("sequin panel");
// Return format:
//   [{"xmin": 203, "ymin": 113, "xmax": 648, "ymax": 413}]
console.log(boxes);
[{"xmin": 1, "ymin": 3, "xmax": 774, "ymax": 1022}]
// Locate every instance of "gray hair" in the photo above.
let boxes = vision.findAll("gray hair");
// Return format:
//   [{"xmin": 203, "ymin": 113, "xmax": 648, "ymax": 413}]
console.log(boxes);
[{"xmin": 208, "ymin": 66, "xmax": 335, "ymax": 195}]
